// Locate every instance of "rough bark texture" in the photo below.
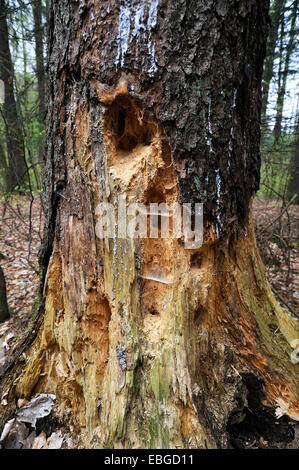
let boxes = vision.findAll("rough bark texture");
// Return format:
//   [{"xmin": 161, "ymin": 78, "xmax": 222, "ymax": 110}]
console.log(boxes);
[
  {"xmin": 0, "ymin": 0, "xmax": 28, "ymax": 191},
  {"xmin": 1, "ymin": 0, "xmax": 299, "ymax": 449}
]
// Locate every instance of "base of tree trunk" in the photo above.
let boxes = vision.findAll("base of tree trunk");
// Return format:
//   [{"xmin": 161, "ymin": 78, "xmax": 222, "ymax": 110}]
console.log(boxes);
[{"xmin": 1, "ymin": 196, "xmax": 298, "ymax": 448}]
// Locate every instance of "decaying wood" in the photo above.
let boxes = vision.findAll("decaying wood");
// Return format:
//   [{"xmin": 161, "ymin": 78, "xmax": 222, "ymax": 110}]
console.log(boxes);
[{"xmin": 0, "ymin": 0, "xmax": 298, "ymax": 449}]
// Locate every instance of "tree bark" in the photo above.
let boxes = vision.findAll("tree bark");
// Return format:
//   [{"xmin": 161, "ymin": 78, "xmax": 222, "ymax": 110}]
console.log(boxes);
[
  {"xmin": 0, "ymin": 262, "xmax": 9, "ymax": 323},
  {"xmin": 0, "ymin": 0, "xmax": 28, "ymax": 191},
  {"xmin": 1, "ymin": 0, "xmax": 299, "ymax": 449},
  {"xmin": 262, "ymin": 0, "xmax": 286, "ymax": 118},
  {"xmin": 287, "ymin": 115, "xmax": 299, "ymax": 203},
  {"xmin": 33, "ymin": 0, "xmax": 46, "ymax": 122},
  {"xmin": 32, "ymin": 0, "xmax": 46, "ymax": 187},
  {"xmin": 273, "ymin": 0, "xmax": 298, "ymax": 144},
  {"xmin": 0, "ymin": 139, "xmax": 10, "ymax": 192}
]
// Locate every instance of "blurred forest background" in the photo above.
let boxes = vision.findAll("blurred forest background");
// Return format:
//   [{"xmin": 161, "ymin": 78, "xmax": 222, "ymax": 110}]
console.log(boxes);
[{"xmin": 0, "ymin": 1, "xmax": 298, "ymax": 343}]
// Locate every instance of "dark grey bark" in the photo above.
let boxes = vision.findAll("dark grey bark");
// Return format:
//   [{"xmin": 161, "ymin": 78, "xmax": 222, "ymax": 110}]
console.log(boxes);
[
  {"xmin": 0, "ymin": 263, "xmax": 9, "ymax": 323},
  {"xmin": 287, "ymin": 116, "xmax": 299, "ymax": 203},
  {"xmin": 273, "ymin": 0, "xmax": 298, "ymax": 144},
  {"xmin": 262, "ymin": 0, "xmax": 286, "ymax": 117},
  {"xmin": 33, "ymin": 0, "xmax": 46, "ymax": 187},
  {"xmin": 33, "ymin": 0, "xmax": 46, "ymax": 122},
  {"xmin": 0, "ymin": 0, "xmax": 28, "ymax": 191}
]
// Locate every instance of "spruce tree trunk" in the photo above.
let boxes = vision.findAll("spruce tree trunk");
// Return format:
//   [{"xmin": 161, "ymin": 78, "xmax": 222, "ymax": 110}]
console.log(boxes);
[
  {"xmin": 0, "ymin": 0, "xmax": 28, "ymax": 191},
  {"xmin": 1, "ymin": 0, "xmax": 299, "ymax": 449}
]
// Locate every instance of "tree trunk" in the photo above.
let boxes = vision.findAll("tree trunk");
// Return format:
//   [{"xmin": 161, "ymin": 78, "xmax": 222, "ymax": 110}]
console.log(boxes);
[
  {"xmin": 262, "ymin": 0, "xmax": 286, "ymax": 118},
  {"xmin": 0, "ymin": 140, "xmax": 10, "ymax": 192},
  {"xmin": 273, "ymin": 0, "xmax": 298, "ymax": 144},
  {"xmin": 0, "ymin": 263, "xmax": 9, "ymax": 323},
  {"xmin": 287, "ymin": 116, "xmax": 299, "ymax": 204},
  {"xmin": 32, "ymin": 0, "xmax": 46, "ymax": 188},
  {"xmin": 0, "ymin": 0, "xmax": 28, "ymax": 192},
  {"xmin": 33, "ymin": 0, "xmax": 46, "ymax": 122},
  {"xmin": 1, "ymin": 0, "xmax": 299, "ymax": 449}
]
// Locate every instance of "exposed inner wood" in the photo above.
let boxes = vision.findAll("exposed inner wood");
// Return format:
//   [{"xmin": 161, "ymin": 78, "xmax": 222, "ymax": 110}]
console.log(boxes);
[{"xmin": 1, "ymin": 83, "xmax": 296, "ymax": 449}]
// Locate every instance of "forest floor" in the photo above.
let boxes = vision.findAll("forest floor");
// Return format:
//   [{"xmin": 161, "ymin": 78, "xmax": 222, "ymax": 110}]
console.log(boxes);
[
  {"xmin": 0, "ymin": 196, "xmax": 43, "ymax": 362},
  {"xmin": 0, "ymin": 195, "xmax": 298, "ymax": 361},
  {"xmin": 253, "ymin": 196, "xmax": 299, "ymax": 317}
]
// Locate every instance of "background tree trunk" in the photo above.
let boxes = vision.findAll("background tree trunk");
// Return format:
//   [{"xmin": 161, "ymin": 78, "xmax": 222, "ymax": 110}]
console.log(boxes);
[
  {"xmin": 1, "ymin": 0, "xmax": 299, "ymax": 449},
  {"xmin": 273, "ymin": 0, "xmax": 298, "ymax": 144},
  {"xmin": 287, "ymin": 115, "xmax": 299, "ymax": 203},
  {"xmin": 33, "ymin": 0, "xmax": 46, "ymax": 123},
  {"xmin": 262, "ymin": 0, "xmax": 286, "ymax": 117},
  {"xmin": 0, "ymin": 140, "xmax": 10, "ymax": 192},
  {"xmin": 0, "ymin": 0, "xmax": 28, "ymax": 192},
  {"xmin": 0, "ymin": 262, "xmax": 9, "ymax": 323},
  {"xmin": 33, "ymin": 0, "xmax": 46, "ymax": 187}
]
